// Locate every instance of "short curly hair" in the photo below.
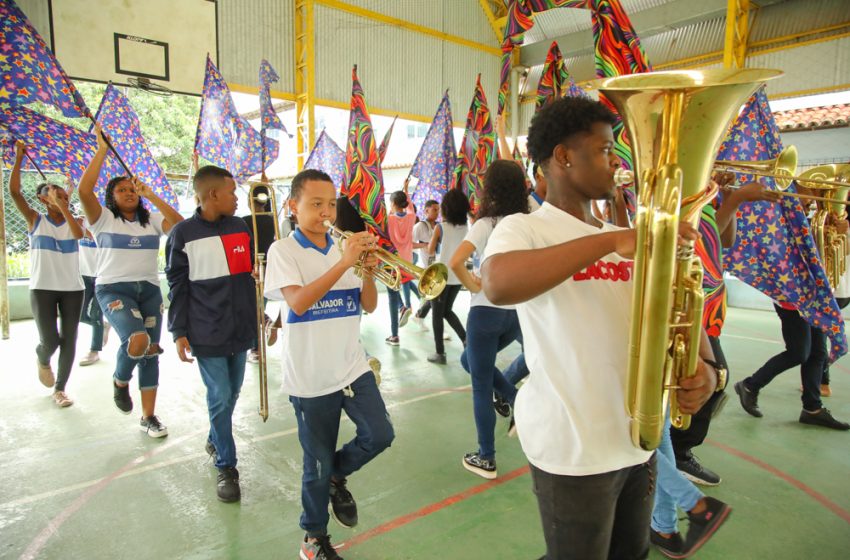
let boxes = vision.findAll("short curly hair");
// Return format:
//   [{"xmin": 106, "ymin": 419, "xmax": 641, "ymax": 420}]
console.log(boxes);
[
  {"xmin": 476, "ymin": 160, "xmax": 529, "ymax": 221},
  {"xmin": 526, "ymin": 97, "xmax": 617, "ymax": 166}
]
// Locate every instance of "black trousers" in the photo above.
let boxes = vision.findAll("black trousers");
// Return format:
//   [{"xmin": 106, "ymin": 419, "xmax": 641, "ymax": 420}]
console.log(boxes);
[
  {"xmin": 31, "ymin": 289, "xmax": 84, "ymax": 392},
  {"xmin": 671, "ymin": 335, "xmax": 727, "ymax": 461},
  {"xmin": 431, "ymin": 284, "xmax": 465, "ymax": 354},
  {"xmin": 745, "ymin": 304, "xmax": 826, "ymax": 412},
  {"xmin": 530, "ymin": 456, "xmax": 656, "ymax": 560}
]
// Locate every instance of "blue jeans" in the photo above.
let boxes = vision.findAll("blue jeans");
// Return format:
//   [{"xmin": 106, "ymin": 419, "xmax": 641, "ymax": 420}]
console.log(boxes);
[
  {"xmin": 96, "ymin": 281, "xmax": 163, "ymax": 390},
  {"xmin": 290, "ymin": 372, "xmax": 395, "ymax": 536},
  {"xmin": 651, "ymin": 416, "xmax": 703, "ymax": 534},
  {"xmin": 80, "ymin": 275, "xmax": 104, "ymax": 352},
  {"xmin": 504, "ymin": 353, "xmax": 529, "ymax": 386},
  {"xmin": 460, "ymin": 306, "xmax": 522, "ymax": 460},
  {"xmin": 197, "ymin": 353, "xmax": 247, "ymax": 468}
]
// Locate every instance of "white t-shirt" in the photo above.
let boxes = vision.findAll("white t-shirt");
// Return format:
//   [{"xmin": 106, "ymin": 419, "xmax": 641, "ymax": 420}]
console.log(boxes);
[
  {"xmin": 465, "ymin": 217, "xmax": 513, "ymax": 309},
  {"xmin": 29, "ymin": 214, "xmax": 84, "ymax": 291},
  {"xmin": 263, "ymin": 229, "xmax": 370, "ymax": 398},
  {"xmin": 484, "ymin": 202, "xmax": 651, "ymax": 476},
  {"xmin": 78, "ymin": 235, "xmax": 98, "ymax": 278},
  {"xmin": 88, "ymin": 211, "xmax": 165, "ymax": 286},
  {"xmin": 438, "ymin": 222, "xmax": 468, "ymax": 285},
  {"xmin": 413, "ymin": 220, "xmax": 436, "ymax": 266}
]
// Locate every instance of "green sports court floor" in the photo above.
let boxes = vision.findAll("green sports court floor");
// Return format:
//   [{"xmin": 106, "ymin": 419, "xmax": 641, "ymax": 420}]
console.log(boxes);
[{"xmin": 1, "ymin": 296, "xmax": 848, "ymax": 560}]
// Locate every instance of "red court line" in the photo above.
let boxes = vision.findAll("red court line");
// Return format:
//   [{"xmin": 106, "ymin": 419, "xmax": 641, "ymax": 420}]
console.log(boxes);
[
  {"xmin": 707, "ymin": 439, "xmax": 850, "ymax": 525},
  {"xmin": 340, "ymin": 465, "xmax": 530, "ymax": 551}
]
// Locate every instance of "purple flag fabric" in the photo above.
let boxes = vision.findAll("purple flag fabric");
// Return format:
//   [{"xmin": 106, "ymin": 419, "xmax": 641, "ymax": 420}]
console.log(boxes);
[
  {"xmin": 410, "ymin": 91, "xmax": 457, "ymax": 218},
  {"xmin": 303, "ymin": 129, "xmax": 346, "ymax": 192},
  {"xmin": 0, "ymin": 104, "xmax": 124, "ymax": 203},
  {"xmin": 0, "ymin": 0, "xmax": 90, "ymax": 118},
  {"xmin": 258, "ymin": 59, "xmax": 290, "ymax": 170},
  {"xmin": 720, "ymin": 87, "xmax": 847, "ymax": 361},
  {"xmin": 90, "ymin": 84, "xmax": 176, "ymax": 207},
  {"xmin": 195, "ymin": 56, "xmax": 278, "ymax": 182}
]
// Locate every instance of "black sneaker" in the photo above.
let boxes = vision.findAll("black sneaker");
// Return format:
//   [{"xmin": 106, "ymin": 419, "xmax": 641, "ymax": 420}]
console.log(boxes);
[
  {"xmin": 113, "ymin": 381, "xmax": 133, "ymax": 414},
  {"xmin": 216, "ymin": 467, "xmax": 241, "ymax": 503},
  {"xmin": 650, "ymin": 529, "xmax": 685, "ymax": 559},
  {"xmin": 493, "ymin": 394, "xmax": 511, "ymax": 418},
  {"xmin": 734, "ymin": 381, "xmax": 762, "ymax": 418},
  {"xmin": 205, "ymin": 440, "xmax": 216, "ymax": 459},
  {"xmin": 329, "ymin": 478, "xmax": 358, "ymax": 528},
  {"xmin": 683, "ymin": 497, "xmax": 731, "ymax": 556},
  {"xmin": 676, "ymin": 454, "xmax": 721, "ymax": 486},
  {"xmin": 462, "ymin": 452, "xmax": 497, "ymax": 480},
  {"xmin": 799, "ymin": 408, "xmax": 850, "ymax": 430},
  {"xmin": 139, "ymin": 415, "xmax": 168, "ymax": 438},
  {"xmin": 427, "ymin": 352, "xmax": 447, "ymax": 365},
  {"xmin": 300, "ymin": 534, "xmax": 343, "ymax": 560}
]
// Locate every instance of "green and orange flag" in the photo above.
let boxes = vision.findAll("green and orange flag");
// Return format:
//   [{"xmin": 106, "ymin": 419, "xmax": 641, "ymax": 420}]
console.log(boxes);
[
  {"xmin": 342, "ymin": 65, "xmax": 391, "ymax": 247},
  {"xmin": 535, "ymin": 40, "xmax": 586, "ymax": 111}
]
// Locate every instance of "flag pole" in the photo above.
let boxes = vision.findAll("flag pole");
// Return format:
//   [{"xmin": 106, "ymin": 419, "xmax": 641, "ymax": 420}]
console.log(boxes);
[{"xmin": 0, "ymin": 161, "xmax": 10, "ymax": 339}]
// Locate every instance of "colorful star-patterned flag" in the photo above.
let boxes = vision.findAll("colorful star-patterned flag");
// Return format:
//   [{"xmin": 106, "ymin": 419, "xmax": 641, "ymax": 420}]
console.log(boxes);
[
  {"xmin": 304, "ymin": 129, "xmax": 346, "ymax": 192},
  {"xmin": 342, "ymin": 65, "xmax": 391, "ymax": 247},
  {"xmin": 535, "ymin": 41, "xmax": 585, "ymax": 111},
  {"xmin": 0, "ymin": 104, "xmax": 124, "ymax": 202},
  {"xmin": 90, "ymin": 84, "xmax": 176, "ymax": 207},
  {"xmin": 377, "ymin": 115, "xmax": 396, "ymax": 165},
  {"xmin": 410, "ymin": 91, "xmax": 457, "ymax": 219},
  {"xmin": 454, "ymin": 74, "xmax": 498, "ymax": 213},
  {"xmin": 0, "ymin": 0, "xmax": 90, "ymax": 118},
  {"xmin": 258, "ymin": 59, "xmax": 290, "ymax": 171},
  {"xmin": 720, "ymin": 87, "xmax": 847, "ymax": 361},
  {"xmin": 195, "ymin": 55, "xmax": 278, "ymax": 182}
]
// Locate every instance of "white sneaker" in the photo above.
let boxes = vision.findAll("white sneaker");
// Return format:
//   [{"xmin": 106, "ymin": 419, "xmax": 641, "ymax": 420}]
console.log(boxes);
[
  {"xmin": 140, "ymin": 415, "xmax": 168, "ymax": 438},
  {"xmin": 443, "ymin": 334, "xmax": 451, "ymax": 341},
  {"xmin": 412, "ymin": 315, "xmax": 428, "ymax": 331},
  {"xmin": 368, "ymin": 356, "xmax": 382, "ymax": 386},
  {"xmin": 247, "ymin": 351, "xmax": 259, "ymax": 363},
  {"xmin": 79, "ymin": 351, "xmax": 100, "ymax": 366},
  {"xmin": 52, "ymin": 390, "xmax": 74, "ymax": 407}
]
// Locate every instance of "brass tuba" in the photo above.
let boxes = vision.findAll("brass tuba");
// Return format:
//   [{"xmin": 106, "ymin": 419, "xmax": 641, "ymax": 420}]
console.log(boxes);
[
  {"xmin": 801, "ymin": 164, "xmax": 850, "ymax": 289},
  {"xmin": 249, "ymin": 184, "xmax": 281, "ymax": 422},
  {"xmin": 596, "ymin": 68, "xmax": 782, "ymax": 450}
]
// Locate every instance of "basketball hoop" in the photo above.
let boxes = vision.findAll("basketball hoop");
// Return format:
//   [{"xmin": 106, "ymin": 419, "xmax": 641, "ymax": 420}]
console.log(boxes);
[{"xmin": 127, "ymin": 76, "xmax": 174, "ymax": 97}]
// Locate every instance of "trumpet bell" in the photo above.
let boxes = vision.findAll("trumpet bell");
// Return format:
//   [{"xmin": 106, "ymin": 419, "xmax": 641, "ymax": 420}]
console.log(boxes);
[{"xmin": 418, "ymin": 263, "xmax": 448, "ymax": 300}]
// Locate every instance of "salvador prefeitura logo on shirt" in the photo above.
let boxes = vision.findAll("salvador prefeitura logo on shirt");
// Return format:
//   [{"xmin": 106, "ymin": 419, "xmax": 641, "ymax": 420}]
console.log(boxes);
[
  {"xmin": 573, "ymin": 260, "xmax": 634, "ymax": 282},
  {"xmin": 287, "ymin": 288, "xmax": 362, "ymax": 323}
]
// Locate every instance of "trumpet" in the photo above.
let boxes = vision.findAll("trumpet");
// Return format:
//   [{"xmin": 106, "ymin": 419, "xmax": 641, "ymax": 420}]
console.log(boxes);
[
  {"xmin": 614, "ymin": 167, "xmax": 634, "ymax": 186},
  {"xmin": 323, "ymin": 220, "xmax": 448, "ymax": 300},
  {"xmin": 250, "ymin": 184, "xmax": 280, "ymax": 422}
]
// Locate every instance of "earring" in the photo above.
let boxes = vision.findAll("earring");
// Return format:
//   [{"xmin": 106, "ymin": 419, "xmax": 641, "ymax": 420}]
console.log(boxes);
[{"xmin": 565, "ymin": 162, "xmax": 571, "ymax": 168}]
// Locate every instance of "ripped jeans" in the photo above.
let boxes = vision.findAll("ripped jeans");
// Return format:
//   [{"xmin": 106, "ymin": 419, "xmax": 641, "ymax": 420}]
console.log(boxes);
[{"xmin": 95, "ymin": 281, "xmax": 163, "ymax": 391}]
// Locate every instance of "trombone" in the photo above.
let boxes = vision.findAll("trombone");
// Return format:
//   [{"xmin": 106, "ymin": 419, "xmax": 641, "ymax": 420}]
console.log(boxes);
[
  {"xmin": 323, "ymin": 220, "xmax": 448, "ymax": 300},
  {"xmin": 249, "ymin": 184, "xmax": 280, "ymax": 422}
]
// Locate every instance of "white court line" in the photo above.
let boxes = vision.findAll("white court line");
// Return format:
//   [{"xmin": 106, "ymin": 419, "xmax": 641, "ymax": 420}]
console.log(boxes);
[
  {"xmin": 722, "ymin": 333, "xmax": 782, "ymax": 345},
  {"xmin": 1, "ymin": 385, "xmax": 469, "ymax": 511}
]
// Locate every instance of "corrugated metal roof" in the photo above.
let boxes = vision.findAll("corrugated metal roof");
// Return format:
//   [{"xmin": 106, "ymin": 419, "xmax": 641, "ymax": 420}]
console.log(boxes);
[
  {"xmin": 748, "ymin": 0, "xmax": 850, "ymax": 45},
  {"xmin": 747, "ymin": 36, "xmax": 850, "ymax": 98},
  {"xmin": 335, "ymin": 0, "xmax": 496, "ymax": 46},
  {"xmin": 217, "ymin": 0, "xmax": 295, "ymax": 91},
  {"xmin": 315, "ymin": 5, "xmax": 499, "ymax": 120},
  {"xmin": 641, "ymin": 16, "xmax": 725, "ymax": 67}
]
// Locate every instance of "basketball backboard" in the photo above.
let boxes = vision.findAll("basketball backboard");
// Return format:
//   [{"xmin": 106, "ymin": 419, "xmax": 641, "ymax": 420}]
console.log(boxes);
[{"xmin": 46, "ymin": 0, "xmax": 216, "ymax": 96}]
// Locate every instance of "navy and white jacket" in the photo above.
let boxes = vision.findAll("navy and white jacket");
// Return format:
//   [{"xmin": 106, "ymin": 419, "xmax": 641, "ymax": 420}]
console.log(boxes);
[{"xmin": 166, "ymin": 209, "xmax": 257, "ymax": 357}]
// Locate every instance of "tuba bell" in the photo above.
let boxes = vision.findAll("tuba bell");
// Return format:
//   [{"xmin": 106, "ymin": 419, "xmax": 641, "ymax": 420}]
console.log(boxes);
[{"xmin": 595, "ymin": 68, "xmax": 782, "ymax": 450}]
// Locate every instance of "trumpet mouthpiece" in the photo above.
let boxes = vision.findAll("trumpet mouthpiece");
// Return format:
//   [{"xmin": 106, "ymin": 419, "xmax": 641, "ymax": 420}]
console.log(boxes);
[{"xmin": 614, "ymin": 168, "xmax": 634, "ymax": 186}]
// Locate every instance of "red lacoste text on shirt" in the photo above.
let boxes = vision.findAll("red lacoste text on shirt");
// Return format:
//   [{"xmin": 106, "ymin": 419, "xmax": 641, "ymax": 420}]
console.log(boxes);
[
  {"xmin": 220, "ymin": 232, "xmax": 253, "ymax": 275},
  {"xmin": 573, "ymin": 260, "xmax": 633, "ymax": 282}
]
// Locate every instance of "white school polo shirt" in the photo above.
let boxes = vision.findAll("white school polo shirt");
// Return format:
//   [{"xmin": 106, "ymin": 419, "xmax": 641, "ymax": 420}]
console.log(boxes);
[
  {"xmin": 88, "ymin": 211, "xmax": 165, "ymax": 286},
  {"xmin": 263, "ymin": 229, "xmax": 370, "ymax": 398},
  {"xmin": 29, "ymin": 214, "xmax": 84, "ymax": 291},
  {"xmin": 484, "ymin": 202, "xmax": 651, "ymax": 476}
]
